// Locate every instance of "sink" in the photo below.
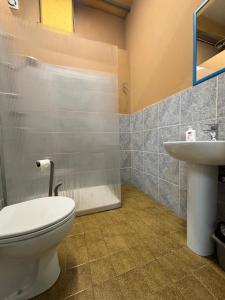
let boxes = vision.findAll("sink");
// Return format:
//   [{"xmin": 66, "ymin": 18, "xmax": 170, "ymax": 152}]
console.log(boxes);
[
  {"xmin": 164, "ymin": 141, "xmax": 225, "ymax": 165},
  {"xmin": 164, "ymin": 141, "xmax": 225, "ymax": 256}
]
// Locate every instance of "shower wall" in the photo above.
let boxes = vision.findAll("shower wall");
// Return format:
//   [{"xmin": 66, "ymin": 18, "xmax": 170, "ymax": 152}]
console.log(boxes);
[
  {"xmin": 0, "ymin": 33, "xmax": 15, "ymax": 209},
  {"xmin": 0, "ymin": 34, "xmax": 121, "ymax": 214}
]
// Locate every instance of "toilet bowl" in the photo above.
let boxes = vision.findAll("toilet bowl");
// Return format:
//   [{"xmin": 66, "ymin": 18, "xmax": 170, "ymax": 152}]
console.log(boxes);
[{"xmin": 0, "ymin": 196, "xmax": 76, "ymax": 300}]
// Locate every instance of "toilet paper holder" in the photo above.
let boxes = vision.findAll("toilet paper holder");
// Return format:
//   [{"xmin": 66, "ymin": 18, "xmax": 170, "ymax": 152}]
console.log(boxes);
[{"xmin": 36, "ymin": 160, "xmax": 62, "ymax": 197}]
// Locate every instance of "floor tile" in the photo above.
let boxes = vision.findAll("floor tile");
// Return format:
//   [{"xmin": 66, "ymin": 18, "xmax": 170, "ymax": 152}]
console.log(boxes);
[
  {"xmin": 176, "ymin": 275, "xmax": 214, "ymax": 299},
  {"xmin": 66, "ymin": 244, "xmax": 89, "ymax": 268},
  {"xmin": 194, "ymin": 264, "xmax": 225, "ymax": 299},
  {"xmin": 129, "ymin": 245, "xmax": 155, "ymax": 266},
  {"xmin": 104, "ymin": 235, "xmax": 128, "ymax": 253},
  {"xmin": 70, "ymin": 222, "xmax": 84, "ymax": 235},
  {"xmin": 150, "ymin": 285, "xmax": 185, "ymax": 300},
  {"xmin": 64, "ymin": 264, "xmax": 92, "ymax": 297},
  {"xmin": 85, "ymin": 229, "xmax": 103, "ymax": 245},
  {"xmin": 87, "ymin": 240, "xmax": 108, "ymax": 261},
  {"xmin": 34, "ymin": 185, "xmax": 224, "ymax": 300},
  {"xmin": 93, "ymin": 278, "xmax": 124, "ymax": 300},
  {"xmin": 118, "ymin": 268, "xmax": 152, "ymax": 300},
  {"xmin": 141, "ymin": 260, "xmax": 171, "ymax": 293},
  {"xmin": 110, "ymin": 249, "xmax": 137, "ymax": 275},
  {"xmin": 90, "ymin": 257, "xmax": 115, "ymax": 284},
  {"xmin": 66, "ymin": 289, "xmax": 94, "ymax": 300}
]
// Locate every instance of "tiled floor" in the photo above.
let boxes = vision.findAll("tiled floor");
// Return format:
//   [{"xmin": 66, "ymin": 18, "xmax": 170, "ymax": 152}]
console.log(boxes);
[{"xmin": 33, "ymin": 185, "xmax": 225, "ymax": 300}]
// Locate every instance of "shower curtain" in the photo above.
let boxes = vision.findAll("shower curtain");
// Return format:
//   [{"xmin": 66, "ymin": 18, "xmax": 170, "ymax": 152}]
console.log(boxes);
[{"xmin": 0, "ymin": 33, "xmax": 121, "ymax": 215}]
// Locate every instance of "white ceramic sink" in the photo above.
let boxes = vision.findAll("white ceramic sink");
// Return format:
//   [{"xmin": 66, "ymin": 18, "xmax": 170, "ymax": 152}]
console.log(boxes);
[
  {"xmin": 164, "ymin": 141, "xmax": 225, "ymax": 165},
  {"xmin": 163, "ymin": 140, "xmax": 225, "ymax": 256}
]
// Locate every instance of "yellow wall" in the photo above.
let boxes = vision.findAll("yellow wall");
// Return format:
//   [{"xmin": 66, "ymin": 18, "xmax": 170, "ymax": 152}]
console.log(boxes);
[
  {"xmin": 126, "ymin": 0, "xmax": 204, "ymax": 112},
  {"xmin": 40, "ymin": 0, "xmax": 74, "ymax": 33}
]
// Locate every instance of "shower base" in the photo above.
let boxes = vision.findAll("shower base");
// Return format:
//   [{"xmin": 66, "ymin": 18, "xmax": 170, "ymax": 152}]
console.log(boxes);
[{"xmin": 59, "ymin": 185, "xmax": 121, "ymax": 216}]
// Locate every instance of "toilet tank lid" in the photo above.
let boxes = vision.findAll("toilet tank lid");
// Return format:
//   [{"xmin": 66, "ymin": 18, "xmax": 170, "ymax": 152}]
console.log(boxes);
[{"xmin": 0, "ymin": 196, "xmax": 75, "ymax": 239}]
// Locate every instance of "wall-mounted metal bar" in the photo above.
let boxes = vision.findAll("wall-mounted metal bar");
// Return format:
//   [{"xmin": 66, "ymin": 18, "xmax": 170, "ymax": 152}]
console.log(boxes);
[{"xmin": 0, "ymin": 128, "xmax": 8, "ymax": 208}]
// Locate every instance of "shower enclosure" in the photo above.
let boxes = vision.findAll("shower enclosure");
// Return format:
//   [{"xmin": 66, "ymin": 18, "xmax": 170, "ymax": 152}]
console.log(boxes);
[{"xmin": 0, "ymin": 32, "xmax": 121, "ymax": 215}]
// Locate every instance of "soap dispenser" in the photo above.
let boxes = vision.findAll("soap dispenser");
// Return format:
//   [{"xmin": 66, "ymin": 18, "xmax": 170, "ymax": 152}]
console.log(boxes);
[{"xmin": 186, "ymin": 126, "xmax": 196, "ymax": 142}]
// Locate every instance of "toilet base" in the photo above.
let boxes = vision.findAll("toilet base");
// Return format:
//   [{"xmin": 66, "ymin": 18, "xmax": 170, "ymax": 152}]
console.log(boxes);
[
  {"xmin": 1, "ymin": 250, "xmax": 60, "ymax": 300},
  {"xmin": 25, "ymin": 250, "xmax": 61, "ymax": 299}
]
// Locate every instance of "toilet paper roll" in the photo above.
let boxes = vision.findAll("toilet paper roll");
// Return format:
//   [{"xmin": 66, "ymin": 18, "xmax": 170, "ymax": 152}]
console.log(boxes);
[{"xmin": 36, "ymin": 159, "xmax": 51, "ymax": 171}]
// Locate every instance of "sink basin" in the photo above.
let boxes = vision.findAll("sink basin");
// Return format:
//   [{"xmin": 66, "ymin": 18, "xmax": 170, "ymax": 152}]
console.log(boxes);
[
  {"xmin": 163, "ymin": 140, "xmax": 225, "ymax": 256},
  {"xmin": 164, "ymin": 141, "xmax": 225, "ymax": 165}
]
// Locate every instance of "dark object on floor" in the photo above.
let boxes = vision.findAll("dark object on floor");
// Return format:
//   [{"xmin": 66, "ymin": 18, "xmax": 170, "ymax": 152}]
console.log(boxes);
[
  {"xmin": 213, "ymin": 222, "xmax": 225, "ymax": 271},
  {"xmin": 215, "ymin": 222, "xmax": 225, "ymax": 243}
]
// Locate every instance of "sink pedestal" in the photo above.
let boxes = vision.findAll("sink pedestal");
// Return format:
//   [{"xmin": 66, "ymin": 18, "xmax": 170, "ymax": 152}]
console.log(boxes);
[{"xmin": 187, "ymin": 164, "xmax": 218, "ymax": 256}]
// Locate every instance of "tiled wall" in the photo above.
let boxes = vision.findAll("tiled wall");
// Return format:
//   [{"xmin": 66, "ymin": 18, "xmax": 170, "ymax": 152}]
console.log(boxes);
[{"xmin": 120, "ymin": 73, "xmax": 225, "ymax": 220}]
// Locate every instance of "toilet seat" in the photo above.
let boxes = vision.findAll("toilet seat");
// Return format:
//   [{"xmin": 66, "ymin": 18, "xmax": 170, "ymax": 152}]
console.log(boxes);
[{"xmin": 0, "ymin": 196, "xmax": 75, "ymax": 244}]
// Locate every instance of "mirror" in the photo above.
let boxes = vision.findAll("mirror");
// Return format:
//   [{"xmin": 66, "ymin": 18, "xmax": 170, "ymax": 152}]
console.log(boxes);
[{"xmin": 193, "ymin": 0, "xmax": 225, "ymax": 85}]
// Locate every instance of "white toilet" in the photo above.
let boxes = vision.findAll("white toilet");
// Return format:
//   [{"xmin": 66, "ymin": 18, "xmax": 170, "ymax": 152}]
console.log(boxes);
[{"xmin": 0, "ymin": 196, "xmax": 76, "ymax": 300}]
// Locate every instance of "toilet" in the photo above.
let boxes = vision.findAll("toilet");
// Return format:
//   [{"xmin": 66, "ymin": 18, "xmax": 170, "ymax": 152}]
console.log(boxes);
[{"xmin": 0, "ymin": 196, "xmax": 76, "ymax": 300}]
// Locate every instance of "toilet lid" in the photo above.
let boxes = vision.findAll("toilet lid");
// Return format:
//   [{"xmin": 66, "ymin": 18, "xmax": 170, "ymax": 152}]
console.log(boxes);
[{"xmin": 0, "ymin": 196, "xmax": 75, "ymax": 239}]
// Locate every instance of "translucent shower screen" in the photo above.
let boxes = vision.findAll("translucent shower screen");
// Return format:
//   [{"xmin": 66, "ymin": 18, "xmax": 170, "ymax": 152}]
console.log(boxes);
[{"xmin": 0, "ymin": 25, "xmax": 121, "ymax": 214}]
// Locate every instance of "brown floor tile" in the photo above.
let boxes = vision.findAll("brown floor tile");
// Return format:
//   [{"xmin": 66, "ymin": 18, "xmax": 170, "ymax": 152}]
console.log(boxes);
[
  {"xmin": 93, "ymin": 278, "xmax": 124, "ymax": 300},
  {"xmin": 142, "ymin": 235, "xmax": 172, "ymax": 258},
  {"xmin": 66, "ymin": 289, "xmax": 94, "ymax": 300},
  {"xmin": 90, "ymin": 257, "xmax": 115, "ymax": 284},
  {"xmin": 122, "ymin": 233, "xmax": 142, "ymax": 248},
  {"xmin": 66, "ymin": 244, "xmax": 89, "ymax": 268},
  {"xmin": 104, "ymin": 235, "xmax": 128, "ymax": 254},
  {"xmin": 176, "ymin": 275, "xmax": 214, "ymax": 299},
  {"xmin": 157, "ymin": 253, "xmax": 189, "ymax": 283},
  {"xmin": 84, "ymin": 229, "xmax": 103, "ymax": 245},
  {"xmin": 82, "ymin": 221, "xmax": 100, "ymax": 232},
  {"xmin": 87, "ymin": 240, "xmax": 108, "ymax": 260},
  {"xmin": 129, "ymin": 245, "xmax": 155, "ymax": 266},
  {"xmin": 150, "ymin": 285, "xmax": 185, "ymax": 300},
  {"xmin": 70, "ymin": 222, "xmax": 84, "ymax": 235},
  {"xmin": 117, "ymin": 268, "xmax": 152, "ymax": 300},
  {"xmin": 141, "ymin": 260, "xmax": 171, "ymax": 293},
  {"xmin": 168, "ymin": 229, "xmax": 187, "ymax": 247},
  {"xmin": 33, "ymin": 185, "xmax": 224, "ymax": 300},
  {"xmin": 194, "ymin": 264, "xmax": 225, "ymax": 299},
  {"xmin": 64, "ymin": 264, "xmax": 92, "ymax": 297},
  {"xmin": 173, "ymin": 247, "xmax": 210, "ymax": 272},
  {"xmin": 66, "ymin": 234, "xmax": 86, "ymax": 248},
  {"xmin": 110, "ymin": 249, "xmax": 137, "ymax": 275}
]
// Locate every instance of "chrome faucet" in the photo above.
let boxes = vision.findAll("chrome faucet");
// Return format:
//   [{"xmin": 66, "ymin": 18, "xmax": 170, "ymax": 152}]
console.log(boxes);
[{"xmin": 203, "ymin": 123, "xmax": 218, "ymax": 141}]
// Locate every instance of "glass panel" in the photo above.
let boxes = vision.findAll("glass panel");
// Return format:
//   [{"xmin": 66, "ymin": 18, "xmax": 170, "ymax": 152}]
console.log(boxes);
[{"xmin": 0, "ymin": 33, "xmax": 121, "ymax": 214}]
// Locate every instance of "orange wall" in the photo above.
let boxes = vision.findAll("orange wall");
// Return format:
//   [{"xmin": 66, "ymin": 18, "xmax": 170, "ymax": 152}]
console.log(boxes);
[
  {"xmin": 74, "ymin": 1, "xmax": 125, "ymax": 49},
  {"xmin": 0, "ymin": 0, "xmax": 129, "ymax": 113},
  {"xmin": 0, "ymin": 0, "xmax": 125, "ymax": 49},
  {"xmin": 126, "ymin": 0, "xmax": 204, "ymax": 113}
]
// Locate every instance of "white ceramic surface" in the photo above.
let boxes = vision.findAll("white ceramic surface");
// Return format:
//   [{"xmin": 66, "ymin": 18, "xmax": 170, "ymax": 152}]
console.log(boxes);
[
  {"xmin": 0, "ymin": 196, "xmax": 75, "ymax": 238},
  {"xmin": 164, "ymin": 141, "xmax": 225, "ymax": 165},
  {"xmin": 0, "ymin": 197, "xmax": 75, "ymax": 299},
  {"xmin": 164, "ymin": 141, "xmax": 224, "ymax": 256}
]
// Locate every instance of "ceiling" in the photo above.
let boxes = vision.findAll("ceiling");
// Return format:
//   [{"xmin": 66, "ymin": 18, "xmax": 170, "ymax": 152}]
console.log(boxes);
[
  {"xmin": 79, "ymin": 0, "xmax": 133, "ymax": 18},
  {"xmin": 203, "ymin": 0, "xmax": 225, "ymax": 26}
]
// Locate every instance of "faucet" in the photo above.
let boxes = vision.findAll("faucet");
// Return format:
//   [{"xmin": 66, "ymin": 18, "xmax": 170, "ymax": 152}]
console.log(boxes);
[{"xmin": 203, "ymin": 123, "xmax": 218, "ymax": 141}]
